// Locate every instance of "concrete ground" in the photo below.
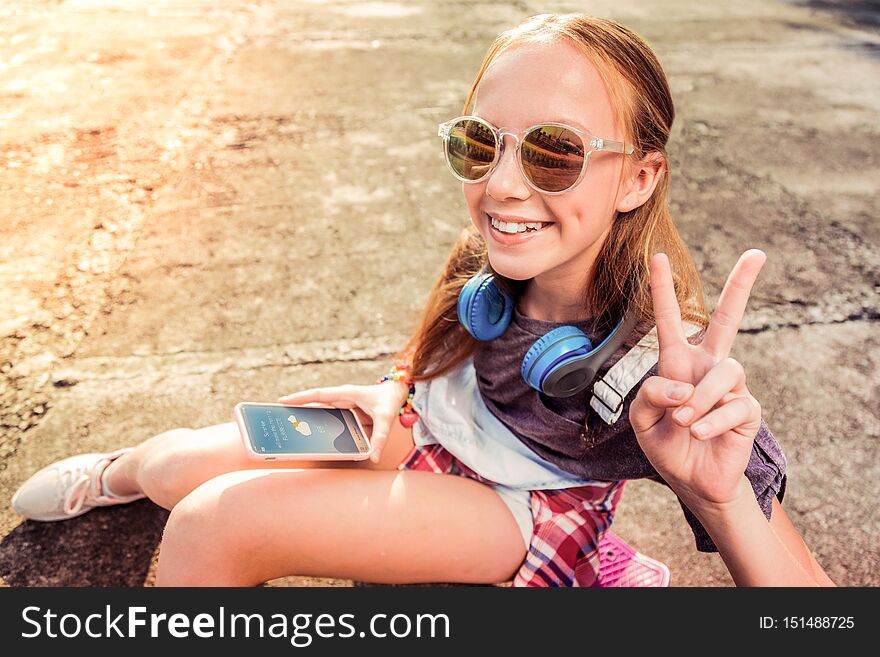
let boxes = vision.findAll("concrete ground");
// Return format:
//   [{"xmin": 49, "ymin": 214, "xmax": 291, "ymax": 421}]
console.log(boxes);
[{"xmin": 0, "ymin": 0, "xmax": 877, "ymax": 587}]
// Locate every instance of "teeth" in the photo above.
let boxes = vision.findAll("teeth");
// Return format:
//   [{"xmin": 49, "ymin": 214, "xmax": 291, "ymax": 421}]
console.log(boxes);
[{"xmin": 490, "ymin": 217, "xmax": 548, "ymax": 234}]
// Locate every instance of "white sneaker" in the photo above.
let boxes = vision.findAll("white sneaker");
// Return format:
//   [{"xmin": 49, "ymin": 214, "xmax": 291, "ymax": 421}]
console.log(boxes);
[{"xmin": 11, "ymin": 449, "xmax": 146, "ymax": 522}]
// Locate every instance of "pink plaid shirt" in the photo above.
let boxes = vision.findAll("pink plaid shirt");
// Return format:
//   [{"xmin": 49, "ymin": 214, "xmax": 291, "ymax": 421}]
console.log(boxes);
[{"xmin": 399, "ymin": 443, "xmax": 626, "ymax": 586}]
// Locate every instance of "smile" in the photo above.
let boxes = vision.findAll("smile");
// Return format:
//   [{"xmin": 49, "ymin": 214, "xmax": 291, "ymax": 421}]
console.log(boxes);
[
  {"xmin": 490, "ymin": 216, "xmax": 552, "ymax": 233},
  {"xmin": 487, "ymin": 214, "xmax": 553, "ymax": 244}
]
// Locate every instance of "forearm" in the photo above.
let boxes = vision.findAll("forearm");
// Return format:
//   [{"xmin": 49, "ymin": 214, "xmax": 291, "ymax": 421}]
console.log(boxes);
[{"xmin": 678, "ymin": 478, "xmax": 821, "ymax": 586}]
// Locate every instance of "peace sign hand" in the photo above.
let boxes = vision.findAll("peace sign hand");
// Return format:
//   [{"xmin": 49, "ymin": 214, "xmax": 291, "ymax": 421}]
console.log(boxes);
[{"xmin": 629, "ymin": 250, "xmax": 767, "ymax": 509}]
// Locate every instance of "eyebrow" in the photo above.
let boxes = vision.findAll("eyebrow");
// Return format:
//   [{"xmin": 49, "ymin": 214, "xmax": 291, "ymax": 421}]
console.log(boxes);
[{"xmin": 473, "ymin": 112, "xmax": 589, "ymax": 132}]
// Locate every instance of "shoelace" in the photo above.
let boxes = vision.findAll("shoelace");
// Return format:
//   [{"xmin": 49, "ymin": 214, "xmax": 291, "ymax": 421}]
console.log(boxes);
[{"xmin": 62, "ymin": 456, "xmax": 113, "ymax": 516}]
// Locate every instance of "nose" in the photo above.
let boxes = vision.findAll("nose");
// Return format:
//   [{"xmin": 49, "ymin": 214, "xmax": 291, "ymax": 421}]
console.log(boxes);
[{"xmin": 485, "ymin": 133, "xmax": 531, "ymax": 201}]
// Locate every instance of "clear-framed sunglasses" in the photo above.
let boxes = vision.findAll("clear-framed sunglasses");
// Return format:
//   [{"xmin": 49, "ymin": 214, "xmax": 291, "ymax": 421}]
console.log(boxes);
[{"xmin": 437, "ymin": 115, "xmax": 634, "ymax": 194}]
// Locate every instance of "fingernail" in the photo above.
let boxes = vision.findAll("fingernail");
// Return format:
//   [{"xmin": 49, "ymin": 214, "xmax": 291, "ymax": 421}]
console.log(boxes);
[
  {"xmin": 692, "ymin": 421, "xmax": 710, "ymax": 437},
  {"xmin": 667, "ymin": 383, "xmax": 689, "ymax": 400},
  {"xmin": 673, "ymin": 406, "xmax": 693, "ymax": 423}
]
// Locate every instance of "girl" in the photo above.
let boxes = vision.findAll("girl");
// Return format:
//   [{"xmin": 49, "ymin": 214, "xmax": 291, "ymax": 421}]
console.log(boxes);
[{"xmin": 11, "ymin": 14, "xmax": 833, "ymax": 587}]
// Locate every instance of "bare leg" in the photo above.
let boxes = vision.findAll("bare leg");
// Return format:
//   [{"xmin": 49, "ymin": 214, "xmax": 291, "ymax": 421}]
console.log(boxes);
[
  {"xmin": 156, "ymin": 466, "xmax": 527, "ymax": 586},
  {"xmin": 104, "ymin": 416, "xmax": 415, "ymax": 510}
]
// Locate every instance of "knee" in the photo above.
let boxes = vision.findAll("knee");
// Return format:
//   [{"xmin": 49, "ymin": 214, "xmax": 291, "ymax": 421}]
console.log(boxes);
[
  {"xmin": 136, "ymin": 428, "xmax": 201, "ymax": 509},
  {"xmin": 155, "ymin": 476, "xmax": 249, "ymax": 586}
]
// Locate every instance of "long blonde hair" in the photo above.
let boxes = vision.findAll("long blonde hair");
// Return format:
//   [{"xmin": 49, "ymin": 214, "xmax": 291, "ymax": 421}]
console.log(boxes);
[{"xmin": 396, "ymin": 14, "xmax": 709, "ymax": 381}]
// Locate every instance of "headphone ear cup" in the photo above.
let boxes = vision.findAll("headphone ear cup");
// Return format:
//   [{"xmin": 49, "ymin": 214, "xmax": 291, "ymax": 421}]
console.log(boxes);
[
  {"xmin": 521, "ymin": 325, "xmax": 593, "ymax": 392},
  {"xmin": 457, "ymin": 273, "xmax": 513, "ymax": 341}
]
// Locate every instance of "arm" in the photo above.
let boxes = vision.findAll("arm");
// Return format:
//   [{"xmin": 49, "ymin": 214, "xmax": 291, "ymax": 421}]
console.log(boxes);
[
  {"xmin": 631, "ymin": 251, "xmax": 837, "ymax": 586},
  {"xmin": 679, "ymin": 478, "xmax": 835, "ymax": 586}
]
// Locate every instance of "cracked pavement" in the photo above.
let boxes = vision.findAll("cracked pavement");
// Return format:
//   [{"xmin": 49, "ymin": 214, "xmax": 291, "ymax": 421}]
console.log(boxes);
[{"xmin": 0, "ymin": 0, "xmax": 877, "ymax": 586}]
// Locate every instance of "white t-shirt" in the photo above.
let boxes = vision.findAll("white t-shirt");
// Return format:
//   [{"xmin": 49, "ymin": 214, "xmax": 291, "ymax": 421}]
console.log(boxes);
[{"xmin": 411, "ymin": 357, "xmax": 602, "ymax": 490}]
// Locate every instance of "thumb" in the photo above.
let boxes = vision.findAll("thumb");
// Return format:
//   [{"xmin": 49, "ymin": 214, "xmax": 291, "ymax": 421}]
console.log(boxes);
[
  {"xmin": 367, "ymin": 412, "xmax": 395, "ymax": 464},
  {"xmin": 629, "ymin": 376, "xmax": 694, "ymax": 434}
]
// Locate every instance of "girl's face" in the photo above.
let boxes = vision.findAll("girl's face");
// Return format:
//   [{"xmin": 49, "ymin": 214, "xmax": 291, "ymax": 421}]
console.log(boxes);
[{"xmin": 464, "ymin": 40, "xmax": 631, "ymax": 284}]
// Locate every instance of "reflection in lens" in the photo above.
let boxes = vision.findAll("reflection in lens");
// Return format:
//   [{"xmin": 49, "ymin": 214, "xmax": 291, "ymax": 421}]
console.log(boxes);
[
  {"xmin": 447, "ymin": 119, "xmax": 497, "ymax": 180},
  {"xmin": 522, "ymin": 126, "xmax": 585, "ymax": 192}
]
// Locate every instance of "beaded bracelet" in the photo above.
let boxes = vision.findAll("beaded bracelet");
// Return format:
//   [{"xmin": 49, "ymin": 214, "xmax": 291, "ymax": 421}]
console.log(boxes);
[{"xmin": 375, "ymin": 364, "xmax": 419, "ymax": 428}]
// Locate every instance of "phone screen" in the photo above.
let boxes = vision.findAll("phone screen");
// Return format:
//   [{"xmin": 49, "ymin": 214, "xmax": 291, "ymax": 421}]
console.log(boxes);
[{"xmin": 238, "ymin": 404, "xmax": 369, "ymax": 455}]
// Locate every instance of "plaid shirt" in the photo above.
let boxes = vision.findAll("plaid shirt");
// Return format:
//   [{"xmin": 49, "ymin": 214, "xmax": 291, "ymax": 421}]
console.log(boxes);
[{"xmin": 399, "ymin": 443, "xmax": 626, "ymax": 587}]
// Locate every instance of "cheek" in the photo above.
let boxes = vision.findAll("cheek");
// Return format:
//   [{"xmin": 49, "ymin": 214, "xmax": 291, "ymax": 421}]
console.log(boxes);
[
  {"xmin": 547, "ymin": 193, "xmax": 612, "ymax": 240},
  {"xmin": 556, "ymin": 170, "xmax": 619, "ymax": 226},
  {"xmin": 462, "ymin": 184, "xmax": 486, "ymax": 224},
  {"xmin": 588, "ymin": 159, "xmax": 625, "ymax": 207}
]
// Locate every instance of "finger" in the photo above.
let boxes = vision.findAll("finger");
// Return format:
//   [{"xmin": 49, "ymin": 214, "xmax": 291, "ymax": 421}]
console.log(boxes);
[
  {"xmin": 369, "ymin": 439, "xmax": 385, "ymax": 463},
  {"xmin": 366, "ymin": 411, "xmax": 395, "ymax": 463},
  {"xmin": 629, "ymin": 375, "xmax": 694, "ymax": 434},
  {"xmin": 290, "ymin": 400, "xmax": 356, "ymax": 409},
  {"xmin": 649, "ymin": 253, "xmax": 687, "ymax": 349},
  {"xmin": 685, "ymin": 395, "xmax": 761, "ymax": 441},
  {"xmin": 349, "ymin": 405, "xmax": 374, "ymax": 427},
  {"xmin": 702, "ymin": 249, "xmax": 767, "ymax": 360},
  {"xmin": 277, "ymin": 384, "xmax": 362, "ymax": 404},
  {"xmin": 296, "ymin": 401, "xmax": 377, "ymax": 427},
  {"xmin": 671, "ymin": 357, "xmax": 747, "ymax": 428}
]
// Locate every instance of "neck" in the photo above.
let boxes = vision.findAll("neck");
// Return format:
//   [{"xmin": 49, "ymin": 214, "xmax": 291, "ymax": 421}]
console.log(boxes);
[{"xmin": 518, "ymin": 269, "xmax": 593, "ymax": 322}]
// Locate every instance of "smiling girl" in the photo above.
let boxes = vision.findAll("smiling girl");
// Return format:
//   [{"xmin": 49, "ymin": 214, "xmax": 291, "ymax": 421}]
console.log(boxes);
[{"xmin": 12, "ymin": 14, "xmax": 832, "ymax": 587}]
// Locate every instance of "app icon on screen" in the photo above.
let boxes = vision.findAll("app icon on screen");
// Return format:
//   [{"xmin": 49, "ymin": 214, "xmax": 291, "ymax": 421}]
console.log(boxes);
[{"xmin": 287, "ymin": 414, "xmax": 312, "ymax": 436}]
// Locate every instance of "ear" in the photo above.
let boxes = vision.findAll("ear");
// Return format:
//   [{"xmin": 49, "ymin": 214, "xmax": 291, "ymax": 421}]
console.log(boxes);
[{"xmin": 615, "ymin": 151, "xmax": 666, "ymax": 214}]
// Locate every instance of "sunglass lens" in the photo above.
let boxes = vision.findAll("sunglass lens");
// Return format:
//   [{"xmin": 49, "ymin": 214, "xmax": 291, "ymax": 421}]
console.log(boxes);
[
  {"xmin": 522, "ymin": 126, "xmax": 585, "ymax": 192},
  {"xmin": 446, "ymin": 119, "xmax": 497, "ymax": 181}
]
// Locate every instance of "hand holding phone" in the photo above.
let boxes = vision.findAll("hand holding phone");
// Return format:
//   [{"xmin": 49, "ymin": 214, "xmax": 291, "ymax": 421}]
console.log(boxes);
[
  {"xmin": 274, "ymin": 381, "xmax": 410, "ymax": 463},
  {"xmin": 234, "ymin": 402, "xmax": 372, "ymax": 461}
]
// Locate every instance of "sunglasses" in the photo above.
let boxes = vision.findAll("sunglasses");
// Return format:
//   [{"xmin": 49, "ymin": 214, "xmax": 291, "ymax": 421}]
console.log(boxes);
[{"xmin": 438, "ymin": 115, "xmax": 634, "ymax": 194}]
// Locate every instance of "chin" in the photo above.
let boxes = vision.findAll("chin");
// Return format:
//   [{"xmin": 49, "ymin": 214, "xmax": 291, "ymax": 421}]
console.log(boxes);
[{"xmin": 487, "ymin": 254, "xmax": 538, "ymax": 281}]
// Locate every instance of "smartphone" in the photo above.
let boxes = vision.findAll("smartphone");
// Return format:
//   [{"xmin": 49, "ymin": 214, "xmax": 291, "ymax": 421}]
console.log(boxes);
[{"xmin": 233, "ymin": 402, "xmax": 372, "ymax": 461}]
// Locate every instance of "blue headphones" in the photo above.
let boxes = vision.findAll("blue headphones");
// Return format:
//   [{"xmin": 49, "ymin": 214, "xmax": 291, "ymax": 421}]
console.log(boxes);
[{"xmin": 458, "ymin": 269, "xmax": 639, "ymax": 398}]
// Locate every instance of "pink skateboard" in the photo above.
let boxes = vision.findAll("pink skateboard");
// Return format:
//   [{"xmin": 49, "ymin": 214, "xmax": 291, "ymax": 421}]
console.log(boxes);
[{"xmin": 596, "ymin": 530, "xmax": 671, "ymax": 587}]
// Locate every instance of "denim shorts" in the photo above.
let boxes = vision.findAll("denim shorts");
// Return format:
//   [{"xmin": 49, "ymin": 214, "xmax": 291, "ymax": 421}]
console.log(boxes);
[{"xmin": 410, "ymin": 358, "xmax": 604, "ymax": 549}]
